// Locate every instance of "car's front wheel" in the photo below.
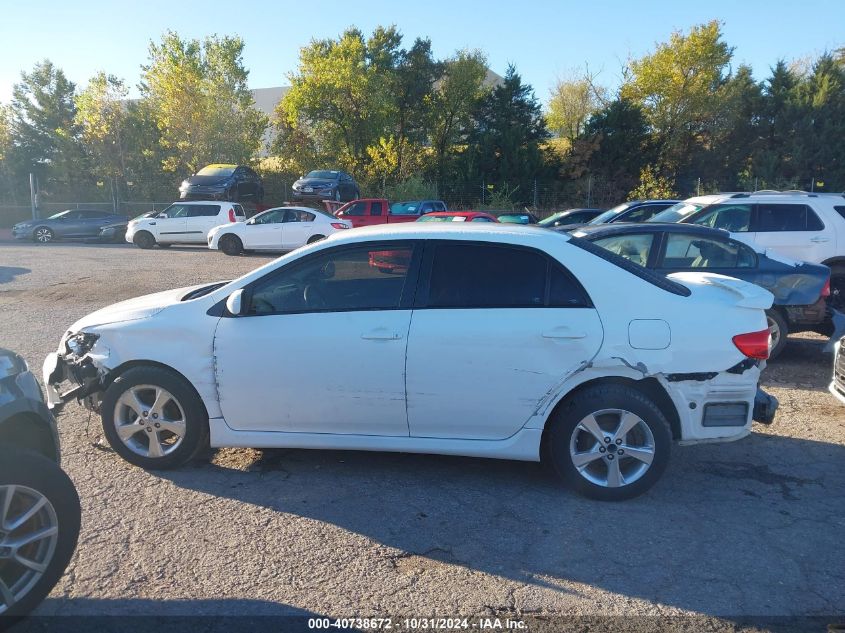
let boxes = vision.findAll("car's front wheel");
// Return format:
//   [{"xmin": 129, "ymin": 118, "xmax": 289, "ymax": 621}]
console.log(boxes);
[
  {"xmin": 33, "ymin": 227, "xmax": 54, "ymax": 243},
  {"xmin": 545, "ymin": 383, "xmax": 671, "ymax": 501},
  {"xmin": 0, "ymin": 449, "xmax": 81, "ymax": 618},
  {"xmin": 133, "ymin": 231, "xmax": 155, "ymax": 249},
  {"xmin": 100, "ymin": 366, "xmax": 209, "ymax": 470},
  {"xmin": 219, "ymin": 234, "xmax": 244, "ymax": 256}
]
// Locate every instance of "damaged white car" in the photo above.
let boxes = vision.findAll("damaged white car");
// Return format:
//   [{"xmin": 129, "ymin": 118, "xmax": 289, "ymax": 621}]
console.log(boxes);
[{"xmin": 44, "ymin": 224, "xmax": 778, "ymax": 500}]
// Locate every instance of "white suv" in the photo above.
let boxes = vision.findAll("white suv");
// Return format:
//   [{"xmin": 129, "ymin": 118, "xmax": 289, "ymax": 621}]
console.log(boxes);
[
  {"xmin": 126, "ymin": 201, "xmax": 245, "ymax": 249},
  {"xmin": 651, "ymin": 191, "xmax": 845, "ymax": 307}
]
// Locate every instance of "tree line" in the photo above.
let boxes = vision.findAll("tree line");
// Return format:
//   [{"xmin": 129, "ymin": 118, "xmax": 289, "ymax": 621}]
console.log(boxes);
[{"xmin": 0, "ymin": 21, "xmax": 843, "ymax": 212}]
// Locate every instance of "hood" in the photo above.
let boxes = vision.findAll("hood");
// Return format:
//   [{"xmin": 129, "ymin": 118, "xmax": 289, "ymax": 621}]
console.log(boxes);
[
  {"xmin": 69, "ymin": 283, "xmax": 215, "ymax": 331},
  {"xmin": 182, "ymin": 174, "xmax": 232, "ymax": 187},
  {"xmin": 667, "ymin": 272, "xmax": 774, "ymax": 310},
  {"xmin": 295, "ymin": 178, "xmax": 336, "ymax": 187}
]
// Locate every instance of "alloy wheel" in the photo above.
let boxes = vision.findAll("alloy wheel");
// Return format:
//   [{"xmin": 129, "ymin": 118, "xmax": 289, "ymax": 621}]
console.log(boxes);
[
  {"xmin": 35, "ymin": 228, "xmax": 53, "ymax": 243},
  {"xmin": 767, "ymin": 315, "xmax": 781, "ymax": 352},
  {"xmin": 0, "ymin": 485, "xmax": 59, "ymax": 614},
  {"xmin": 568, "ymin": 408, "xmax": 656, "ymax": 488},
  {"xmin": 113, "ymin": 385, "xmax": 187, "ymax": 459}
]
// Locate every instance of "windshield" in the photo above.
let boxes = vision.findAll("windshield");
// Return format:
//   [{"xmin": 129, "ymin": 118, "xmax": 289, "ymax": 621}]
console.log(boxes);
[
  {"xmin": 418, "ymin": 215, "xmax": 467, "ymax": 222},
  {"xmin": 647, "ymin": 202, "xmax": 705, "ymax": 223},
  {"xmin": 196, "ymin": 165, "xmax": 235, "ymax": 177},
  {"xmin": 391, "ymin": 202, "xmax": 420, "ymax": 214},
  {"xmin": 306, "ymin": 170, "xmax": 339, "ymax": 179},
  {"xmin": 498, "ymin": 214, "xmax": 530, "ymax": 224},
  {"xmin": 538, "ymin": 212, "xmax": 565, "ymax": 227},
  {"xmin": 588, "ymin": 203, "xmax": 631, "ymax": 225}
]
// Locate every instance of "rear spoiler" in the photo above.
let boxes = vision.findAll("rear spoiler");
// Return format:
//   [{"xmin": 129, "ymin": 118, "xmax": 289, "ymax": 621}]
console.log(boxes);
[{"xmin": 667, "ymin": 272, "xmax": 774, "ymax": 310}]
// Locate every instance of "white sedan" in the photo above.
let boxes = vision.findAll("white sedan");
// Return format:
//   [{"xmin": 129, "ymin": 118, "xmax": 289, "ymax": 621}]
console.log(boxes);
[
  {"xmin": 44, "ymin": 224, "xmax": 776, "ymax": 501},
  {"xmin": 208, "ymin": 206, "xmax": 351, "ymax": 255}
]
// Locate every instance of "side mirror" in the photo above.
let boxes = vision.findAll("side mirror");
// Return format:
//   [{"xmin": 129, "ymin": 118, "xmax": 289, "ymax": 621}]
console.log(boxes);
[{"xmin": 226, "ymin": 289, "xmax": 245, "ymax": 316}]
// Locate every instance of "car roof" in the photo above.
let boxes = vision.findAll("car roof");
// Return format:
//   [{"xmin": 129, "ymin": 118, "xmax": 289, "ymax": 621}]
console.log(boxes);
[
  {"xmin": 259, "ymin": 206, "xmax": 318, "ymax": 213},
  {"xmin": 168, "ymin": 200, "xmax": 230, "ymax": 206},
  {"xmin": 325, "ymin": 220, "xmax": 565, "ymax": 245}
]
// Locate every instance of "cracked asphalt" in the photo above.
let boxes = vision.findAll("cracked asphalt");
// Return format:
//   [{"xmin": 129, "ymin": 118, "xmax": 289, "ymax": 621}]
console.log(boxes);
[{"xmin": 1, "ymin": 240, "xmax": 843, "ymax": 623}]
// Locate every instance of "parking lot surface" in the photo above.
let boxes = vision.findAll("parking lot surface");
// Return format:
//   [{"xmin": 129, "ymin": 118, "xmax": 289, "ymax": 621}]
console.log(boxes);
[{"xmin": 1, "ymin": 241, "xmax": 843, "ymax": 621}]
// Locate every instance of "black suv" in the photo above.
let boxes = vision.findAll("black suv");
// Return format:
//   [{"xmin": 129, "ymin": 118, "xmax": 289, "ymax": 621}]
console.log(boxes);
[
  {"xmin": 179, "ymin": 164, "xmax": 264, "ymax": 202},
  {"xmin": 0, "ymin": 348, "xmax": 80, "ymax": 618},
  {"xmin": 292, "ymin": 170, "xmax": 360, "ymax": 202}
]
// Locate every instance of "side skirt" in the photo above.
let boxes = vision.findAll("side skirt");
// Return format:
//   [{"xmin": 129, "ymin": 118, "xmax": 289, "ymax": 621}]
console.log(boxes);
[{"xmin": 208, "ymin": 419, "xmax": 542, "ymax": 462}]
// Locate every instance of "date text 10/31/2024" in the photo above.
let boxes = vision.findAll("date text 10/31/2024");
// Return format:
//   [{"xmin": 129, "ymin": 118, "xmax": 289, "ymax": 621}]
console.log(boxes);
[{"xmin": 307, "ymin": 617, "xmax": 528, "ymax": 630}]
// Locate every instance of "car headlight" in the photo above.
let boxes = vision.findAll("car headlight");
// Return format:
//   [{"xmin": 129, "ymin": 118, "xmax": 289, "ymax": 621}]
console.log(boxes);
[{"xmin": 65, "ymin": 332, "xmax": 100, "ymax": 357}]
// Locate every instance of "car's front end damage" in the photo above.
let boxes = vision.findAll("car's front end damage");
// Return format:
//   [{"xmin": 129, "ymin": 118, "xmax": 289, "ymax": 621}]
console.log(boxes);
[{"xmin": 43, "ymin": 332, "xmax": 107, "ymax": 414}]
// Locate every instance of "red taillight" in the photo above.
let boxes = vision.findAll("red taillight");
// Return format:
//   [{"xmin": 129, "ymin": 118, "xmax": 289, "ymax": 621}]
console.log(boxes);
[
  {"xmin": 821, "ymin": 276, "xmax": 831, "ymax": 298},
  {"xmin": 228, "ymin": 209, "xmax": 236, "ymax": 223},
  {"xmin": 331, "ymin": 223, "xmax": 349, "ymax": 229},
  {"xmin": 732, "ymin": 329, "xmax": 770, "ymax": 360}
]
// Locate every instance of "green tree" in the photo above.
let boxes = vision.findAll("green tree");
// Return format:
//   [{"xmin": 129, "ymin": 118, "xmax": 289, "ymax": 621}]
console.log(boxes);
[
  {"xmin": 141, "ymin": 31, "xmax": 267, "ymax": 176},
  {"xmin": 621, "ymin": 21, "xmax": 733, "ymax": 173},
  {"xmin": 10, "ymin": 60, "xmax": 83, "ymax": 195},
  {"xmin": 468, "ymin": 65, "xmax": 549, "ymax": 196},
  {"xmin": 628, "ymin": 164, "xmax": 678, "ymax": 200},
  {"xmin": 430, "ymin": 50, "xmax": 488, "ymax": 189},
  {"xmin": 546, "ymin": 70, "xmax": 606, "ymax": 142},
  {"xmin": 75, "ymin": 73, "xmax": 131, "ymax": 202},
  {"xmin": 278, "ymin": 26, "xmax": 402, "ymax": 171}
]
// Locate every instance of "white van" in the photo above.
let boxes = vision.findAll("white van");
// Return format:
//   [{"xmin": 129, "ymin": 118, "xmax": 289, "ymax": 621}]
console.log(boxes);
[{"xmin": 126, "ymin": 201, "xmax": 246, "ymax": 249}]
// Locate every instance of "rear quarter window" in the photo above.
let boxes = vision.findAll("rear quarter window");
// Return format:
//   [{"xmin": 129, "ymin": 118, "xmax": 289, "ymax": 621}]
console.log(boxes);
[{"xmin": 756, "ymin": 204, "xmax": 824, "ymax": 232}]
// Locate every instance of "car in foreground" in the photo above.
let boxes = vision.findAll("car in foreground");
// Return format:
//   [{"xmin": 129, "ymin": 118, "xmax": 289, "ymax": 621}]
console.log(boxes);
[
  {"xmin": 12, "ymin": 209, "xmax": 128, "ymax": 243},
  {"xmin": 208, "ymin": 206, "xmax": 352, "ymax": 255},
  {"xmin": 179, "ymin": 164, "xmax": 263, "ymax": 202},
  {"xmin": 648, "ymin": 191, "xmax": 845, "ymax": 310},
  {"xmin": 292, "ymin": 170, "xmax": 360, "ymax": 202},
  {"xmin": 538, "ymin": 208, "xmax": 604, "ymax": 228},
  {"xmin": 0, "ymin": 348, "xmax": 81, "ymax": 617},
  {"xmin": 44, "ymin": 223, "xmax": 776, "ymax": 501},
  {"xmin": 496, "ymin": 212, "xmax": 540, "ymax": 224},
  {"xmin": 568, "ymin": 222, "xmax": 835, "ymax": 359},
  {"xmin": 416, "ymin": 211, "xmax": 498, "ymax": 223},
  {"xmin": 126, "ymin": 201, "xmax": 246, "ymax": 249}
]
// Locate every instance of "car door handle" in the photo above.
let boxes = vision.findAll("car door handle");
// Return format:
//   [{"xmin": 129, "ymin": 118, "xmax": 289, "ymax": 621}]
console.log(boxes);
[
  {"xmin": 810, "ymin": 237, "xmax": 830, "ymax": 243},
  {"xmin": 361, "ymin": 329, "xmax": 403, "ymax": 340},
  {"xmin": 542, "ymin": 328, "xmax": 587, "ymax": 339}
]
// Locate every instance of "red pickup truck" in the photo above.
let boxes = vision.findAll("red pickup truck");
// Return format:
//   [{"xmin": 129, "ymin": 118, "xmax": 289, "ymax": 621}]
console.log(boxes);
[{"xmin": 328, "ymin": 198, "xmax": 447, "ymax": 228}]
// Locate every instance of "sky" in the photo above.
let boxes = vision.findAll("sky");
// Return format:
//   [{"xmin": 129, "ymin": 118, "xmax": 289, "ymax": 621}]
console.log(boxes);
[{"xmin": 1, "ymin": 0, "xmax": 843, "ymax": 106}]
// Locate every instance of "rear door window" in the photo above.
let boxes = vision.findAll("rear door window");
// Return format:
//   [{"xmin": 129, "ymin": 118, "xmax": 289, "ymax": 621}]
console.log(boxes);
[
  {"xmin": 187, "ymin": 205, "xmax": 222, "ymax": 217},
  {"xmin": 756, "ymin": 204, "xmax": 824, "ymax": 232},
  {"xmin": 343, "ymin": 202, "xmax": 367, "ymax": 216},
  {"xmin": 424, "ymin": 242, "xmax": 590, "ymax": 308},
  {"xmin": 660, "ymin": 233, "xmax": 756, "ymax": 269},
  {"xmin": 371, "ymin": 201, "xmax": 385, "ymax": 216},
  {"xmin": 691, "ymin": 204, "xmax": 752, "ymax": 232}
]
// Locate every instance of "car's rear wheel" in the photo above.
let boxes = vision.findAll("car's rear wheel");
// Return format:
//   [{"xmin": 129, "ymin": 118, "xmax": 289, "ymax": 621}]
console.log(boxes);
[
  {"xmin": 0, "ymin": 449, "xmax": 81, "ymax": 618},
  {"xmin": 766, "ymin": 310, "xmax": 789, "ymax": 360},
  {"xmin": 100, "ymin": 366, "xmax": 209, "ymax": 470},
  {"xmin": 545, "ymin": 383, "xmax": 671, "ymax": 501},
  {"xmin": 306, "ymin": 234, "xmax": 325, "ymax": 245},
  {"xmin": 220, "ymin": 234, "xmax": 244, "ymax": 256},
  {"xmin": 33, "ymin": 227, "xmax": 53, "ymax": 243},
  {"xmin": 133, "ymin": 231, "xmax": 155, "ymax": 249}
]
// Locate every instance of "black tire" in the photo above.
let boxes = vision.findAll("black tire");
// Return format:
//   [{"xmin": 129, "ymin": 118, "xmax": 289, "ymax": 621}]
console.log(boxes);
[
  {"xmin": 0, "ymin": 449, "xmax": 81, "ymax": 618},
  {"xmin": 766, "ymin": 309, "xmax": 789, "ymax": 360},
  {"xmin": 133, "ymin": 231, "xmax": 155, "ymax": 250},
  {"xmin": 830, "ymin": 265, "xmax": 845, "ymax": 311},
  {"xmin": 545, "ymin": 383, "xmax": 671, "ymax": 501},
  {"xmin": 306, "ymin": 234, "xmax": 325, "ymax": 245},
  {"xmin": 100, "ymin": 366, "xmax": 209, "ymax": 470},
  {"xmin": 33, "ymin": 227, "xmax": 54, "ymax": 243},
  {"xmin": 220, "ymin": 234, "xmax": 244, "ymax": 256}
]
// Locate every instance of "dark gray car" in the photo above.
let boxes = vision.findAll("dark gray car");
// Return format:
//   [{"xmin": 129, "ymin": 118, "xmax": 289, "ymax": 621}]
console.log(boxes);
[
  {"xmin": 12, "ymin": 209, "xmax": 128, "ymax": 243},
  {"xmin": 291, "ymin": 170, "xmax": 360, "ymax": 202},
  {"xmin": 0, "ymin": 348, "xmax": 81, "ymax": 617}
]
